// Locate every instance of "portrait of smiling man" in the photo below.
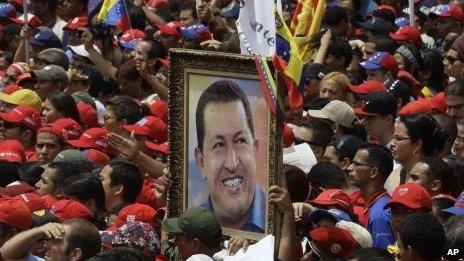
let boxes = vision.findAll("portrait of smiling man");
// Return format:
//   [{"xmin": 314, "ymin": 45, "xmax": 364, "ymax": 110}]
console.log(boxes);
[{"xmin": 194, "ymin": 79, "xmax": 265, "ymax": 233}]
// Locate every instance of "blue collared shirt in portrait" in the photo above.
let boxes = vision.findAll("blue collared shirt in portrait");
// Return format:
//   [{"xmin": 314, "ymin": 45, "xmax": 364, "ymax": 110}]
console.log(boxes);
[{"xmin": 202, "ymin": 185, "xmax": 265, "ymax": 233}]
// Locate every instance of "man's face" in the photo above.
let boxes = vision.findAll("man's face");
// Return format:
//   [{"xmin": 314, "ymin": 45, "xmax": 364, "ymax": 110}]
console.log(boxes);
[
  {"xmin": 446, "ymin": 94, "xmax": 464, "ymax": 123},
  {"xmin": 443, "ymin": 49, "xmax": 464, "ymax": 79},
  {"xmin": 391, "ymin": 204, "xmax": 417, "ymax": 233},
  {"xmin": 62, "ymin": 0, "xmax": 84, "ymax": 17},
  {"xmin": 347, "ymin": 149, "xmax": 373, "ymax": 187},
  {"xmin": 406, "ymin": 162, "xmax": 430, "ymax": 189},
  {"xmin": 174, "ymin": 234, "xmax": 197, "ymax": 261},
  {"xmin": 35, "ymin": 167, "xmax": 56, "ymax": 196},
  {"xmin": 454, "ymin": 124, "xmax": 464, "ymax": 157},
  {"xmin": 30, "ymin": 0, "xmax": 47, "ymax": 16},
  {"xmin": 100, "ymin": 165, "xmax": 118, "ymax": 211},
  {"xmin": 319, "ymin": 79, "xmax": 347, "ymax": 102},
  {"xmin": 194, "ymin": 101, "xmax": 257, "ymax": 225},
  {"xmin": 44, "ymin": 225, "xmax": 71, "ymax": 261},
  {"xmin": 180, "ymin": 9, "xmax": 197, "ymax": 26},
  {"xmin": 435, "ymin": 17, "xmax": 459, "ymax": 40},
  {"xmin": 294, "ymin": 126, "xmax": 325, "ymax": 162},
  {"xmin": 134, "ymin": 41, "xmax": 151, "ymax": 61},
  {"xmin": 359, "ymin": 114, "xmax": 387, "ymax": 139},
  {"xmin": 323, "ymin": 146, "xmax": 342, "ymax": 166},
  {"xmin": 36, "ymin": 132, "xmax": 63, "ymax": 163},
  {"xmin": 35, "ymin": 79, "xmax": 60, "ymax": 100},
  {"xmin": 160, "ymin": 33, "xmax": 180, "ymax": 51},
  {"xmin": 366, "ymin": 69, "xmax": 390, "ymax": 82}
]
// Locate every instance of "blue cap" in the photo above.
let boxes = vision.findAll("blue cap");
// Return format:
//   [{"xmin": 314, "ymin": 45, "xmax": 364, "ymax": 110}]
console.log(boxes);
[
  {"xmin": 29, "ymin": 27, "xmax": 62, "ymax": 48},
  {"xmin": 359, "ymin": 51, "xmax": 399, "ymax": 76},
  {"xmin": 308, "ymin": 208, "xmax": 352, "ymax": 224},
  {"xmin": 442, "ymin": 191, "xmax": 464, "ymax": 216},
  {"xmin": 395, "ymin": 17, "xmax": 410, "ymax": 27},
  {"xmin": 0, "ymin": 3, "xmax": 17, "ymax": 19},
  {"xmin": 179, "ymin": 23, "xmax": 212, "ymax": 42}
]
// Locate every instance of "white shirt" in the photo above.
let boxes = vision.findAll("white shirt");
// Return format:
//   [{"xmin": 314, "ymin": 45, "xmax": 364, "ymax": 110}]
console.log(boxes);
[{"xmin": 52, "ymin": 17, "xmax": 67, "ymax": 41}]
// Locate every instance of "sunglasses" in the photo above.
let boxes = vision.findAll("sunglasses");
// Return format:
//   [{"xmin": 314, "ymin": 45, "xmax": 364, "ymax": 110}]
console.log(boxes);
[
  {"xmin": 444, "ymin": 55, "xmax": 463, "ymax": 64},
  {"xmin": 294, "ymin": 137, "xmax": 323, "ymax": 147}
]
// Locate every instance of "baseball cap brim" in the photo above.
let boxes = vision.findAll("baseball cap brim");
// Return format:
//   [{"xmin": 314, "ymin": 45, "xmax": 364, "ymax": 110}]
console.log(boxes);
[
  {"xmin": 156, "ymin": 24, "xmax": 179, "ymax": 36},
  {"xmin": 31, "ymin": 70, "xmax": 54, "ymax": 81},
  {"xmin": 121, "ymin": 125, "xmax": 151, "ymax": 137},
  {"xmin": 120, "ymin": 40, "xmax": 139, "ymax": 50},
  {"xmin": 161, "ymin": 217, "xmax": 183, "ymax": 233},
  {"xmin": 0, "ymin": 110, "xmax": 22, "ymax": 124},
  {"xmin": 389, "ymin": 32, "xmax": 408, "ymax": 41},
  {"xmin": 67, "ymin": 138, "xmax": 96, "ymax": 148},
  {"xmin": 384, "ymin": 200, "xmax": 421, "ymax": 210},
  {"xmin": 308, "ymin": 209, "xmax": 339, "ymax": 224},
  {"xmin": 442, "ymin": 206, "xmax": 464, "ymax": 216},
  {"xmin": 353, "ymin": 107, "xmax": 377, "ymax": 116},
  {"xmin": 307, "ymin": 110, "xmax": 329, "ymax": 120},
  {"xmin": 144, "ymin": 140, "xmax": 168, "ymax": 154},
  {"xmin": 0, "ymin": 92, "xmax": 17, "ymax": 104},
  {"xmin": 360, "ymin": 61, "xmax": 382, "ymax": 71}
]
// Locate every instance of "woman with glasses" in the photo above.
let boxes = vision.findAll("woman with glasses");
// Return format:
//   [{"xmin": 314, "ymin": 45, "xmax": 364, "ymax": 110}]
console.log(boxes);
[
  {"xmin": 444, "ymin": 33, "xmax": 464, "ymax": 80},
  {"xmin": 386, "ymin": 114, "xmax": 448, "ymax": 194}
]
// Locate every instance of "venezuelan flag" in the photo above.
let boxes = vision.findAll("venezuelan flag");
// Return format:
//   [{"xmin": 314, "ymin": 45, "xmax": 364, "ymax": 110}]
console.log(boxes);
[
  {"xmin": 96, "ymin": 0, "xmax": 131, "ymax": 31},
  {"xmin": 274, "ymin": 9, "xmax": 303, "ymax": 110}
]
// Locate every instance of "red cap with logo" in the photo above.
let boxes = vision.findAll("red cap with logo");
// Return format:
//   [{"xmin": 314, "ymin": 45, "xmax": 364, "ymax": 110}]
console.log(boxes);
[
  {"xmin": 144, "ymin": 141, "xmax": 168, "ymax": 154},
  {"xmin": 309, "ymin": 226, "xmax": 357, "ymax": 258},
  {"xmin": 42, "ymin": 194, "xmax": 58, "ymax": 210},
  {"xmin": 310, "ymin": 189, "xmax": 354, "ymax": 214},
  {"xmin": 398, "ymin": 100, "xmax": 432, "ymax": 116},
  {"xmin": 155, "ymin": 21, "xmax": 183, "ymax": 37},
  {"xmin": 0, "ymin": 139, "xmax": 25, "ymax": 163},
  {"xmin": 112, "ymin": 203, "xmax": 157, "ymax": 230},
  {"xmin": 8, "ymin": 14, "xmax": 42, "ymax": 28},
  {"xmin": 348, "ymin": 80, "xmax": 386, "ymax": 94},
  {"xmin": 15, "ymin": 192, "xmax": 46, "ymax": 212},
  {"xmin": 38, "ymin": 118, "xmax": 83, "ymax": 143},
  {"xmin": 0, "ymin": 197, "xmax": 32, "ymax": 230},
  {"xmin": 122, "ymin": 116, "xmax": 167, "ymax": 143},
  {"xmin": 50, "ymin": 199, "xmax": 92, "ymax": 221},
  {"xmin": 77, "ymin": 102, "xmax": 99, "ymax": 129},
  {"xmin": 64, "ymin": 16, "xmax": 88, "ymax": 30},
  {"xmin": 82, "ymin": 149, "xmax": 110, "ymax": 166},
  {"xmin": 0, "ymin": 105, "xmax": 41, "ymax": 132},
  {"xmin": 149, "ymin": 99, "xmax": 168, "ymax": 124},
  {"xmin": 389, "ymin": 26, "xmax": 422, "ymax": 47},
  {"xmin": 419, "ymin": 92, "xmax": 447, "ymax": 113},
  {"xmin": 67, "ymin": 127, "xmax": 109, "ymax": 151},
  {"xmin": 384, "ymin": 183, "xmax": 432, "ymax": 210}
]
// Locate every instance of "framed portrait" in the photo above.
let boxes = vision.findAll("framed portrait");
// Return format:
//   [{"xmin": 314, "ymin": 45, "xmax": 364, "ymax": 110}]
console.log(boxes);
[{"xmin": 167, "ymin": 49, "xmax": 282, "ymax": 241}]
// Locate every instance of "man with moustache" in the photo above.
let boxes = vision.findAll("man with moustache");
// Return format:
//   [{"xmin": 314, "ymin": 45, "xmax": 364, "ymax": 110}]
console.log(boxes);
[{"xmin": 194, "ymin": 79, "xmax": 265, "ymax": 233}]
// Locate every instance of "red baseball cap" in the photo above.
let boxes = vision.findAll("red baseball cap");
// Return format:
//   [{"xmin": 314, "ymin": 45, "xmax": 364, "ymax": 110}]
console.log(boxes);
[
  {"xmin": 360, "ymin": 52, "xmax": 399, "ymax": 77},
  {"xmin": 310, "ymin": 189, "xmax": 354, "ymax": 214},
  {"xmin": 432, "ymin": 193, "xmax": 456, "ymax": 202},
  {"xmin": 67, "ymin": 127, "xmax": 109, "ymax": 151},
  {"xmin": 0, "ymin": 139, "xmax": 26, "ymax": 163},
  {"xmin": 8, "ymin": 14, "xmax": 42, "ymax": 28},
  {"xmin": 119, "ymin": 29, "xmax": 147, "ymax": 50},
  {"xmin": 64, "ymin": 16, "xmax": 88, "ymax": 31},
  {"xmin": 0, "ymin": 197, "xmax": 32, "ymax": 230},
  {"xmin": 156, "ymin": 21, "xmax": 182, "ymax": 37},
  {"xmin": 112, "ymin": 203, "xmax": 157, "ymax": 229},
  {"xmin": 148, "ymin": 99, "xmax": 168, "ymax": 124},
  {"xmin": 15, "ymin": 192, "xmax": 46, "ymax": 212},
  {"xmin": 2, "ymin": 84, "xmax": 20, "ymax": 95},
  {"xmin": 419, "ymin": 92, "xmax": 447, "ymax": 113},
  {"xmin": 0, "ymin": 105, "xmax": 41, "ymax": 132},
  {"xmin": 38, "ymin": 118, "xmax": 83, "ymax": 143},
  {"xmin": 384, "ymin": 183, "xmax": 432, "ymax": 210},
  {"xmin": 77, "ymin": 102, "xmax": 99, "ymax": 129},
  {"xmin": 50, "ymin": 199, "xmax": 92, "ymax": 221},
  {"xmin": 42, "ymin": 194, "xmax": 58, "ymax": 210},
  {"xmin": 430, "ymin": 4, "xmax": 464, "ymax": 23},
  {"xmin": 122, "ymin": 116, "xmax": 167, "ymax": 143},
  {"xmin": 283, "ymin": 124, "xmax": 294, "ymax": 148},
  {"xmin": 398, "ymin": 100, "xmax": 432, "ymax": 116},
  {"xmin": 82, "ymin": 149, "xmax": 110, "ymax": 166},
  {"xmin": 348, "ymin": 80, "xmax": 386, "ymax": 94},
  {"xmin": 389, "ymin": 26, "xmax": 422, "ymax": 47},
  {"xmin": 309, "ymin": 226, "xmax": 357, "ymax": 258},
  {"xmin": 144, "ymin": 141, "xmax": 168, "ymax": 154}
]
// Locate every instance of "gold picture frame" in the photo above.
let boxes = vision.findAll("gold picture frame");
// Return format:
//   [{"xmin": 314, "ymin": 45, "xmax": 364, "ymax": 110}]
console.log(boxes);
[{"xmin": 167, "ymin": 49, "xmax": 282, "ymax": 241}]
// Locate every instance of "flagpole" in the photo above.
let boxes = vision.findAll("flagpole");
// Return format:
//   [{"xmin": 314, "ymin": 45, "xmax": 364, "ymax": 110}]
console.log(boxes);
[
  {"xmin": 120, "ymin": 0, "xmax": 135, "ymax": 42},
  {"xmin": 409, "ymin": 0, "xmax": 415, "ymax": 27},
  {"xmin": 23, "ymin": 0, "xmax": 30, "ymax": 67}
]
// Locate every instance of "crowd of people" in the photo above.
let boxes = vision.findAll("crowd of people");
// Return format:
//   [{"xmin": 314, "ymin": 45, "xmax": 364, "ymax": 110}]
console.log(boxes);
[{"xmin": 0, "ymin": 0, "xmax": 462, "ymax": 260}]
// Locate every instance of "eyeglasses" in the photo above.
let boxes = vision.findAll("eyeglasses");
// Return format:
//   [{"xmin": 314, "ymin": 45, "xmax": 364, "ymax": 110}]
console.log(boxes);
[
  {"xmin": 444, "ymin": 56, "xmax": 463, "ymax": 64},
  {"xmin": 393, "ymin": 135, "xmax": 411, "ymax": 142},
  {"xmin": 352, "ymin": 160, "xmax": 373, "ymax": 168},
  {"xmin": 294, "ymin": 137, "xmax": 323, "ymax": 147}
]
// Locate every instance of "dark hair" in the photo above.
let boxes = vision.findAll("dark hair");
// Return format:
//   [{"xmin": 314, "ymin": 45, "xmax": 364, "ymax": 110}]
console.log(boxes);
[
  {"xmin": 307, "ymin": 161, "xmax": 348, "ymax": 189},
  {"xmin": 432, "ymin": 197, "xmax": 455, "ymax": 223},
  {"xmin": 284, "ymin": 164, "xmax": 309, "ymax": 202},
  {"xmin": 431, "ymin": 113, "xmax": 457, "ymax": 154},
  {"xmin": 444, "ymin": 216, "xmax": 464, "ymax": 260},
  {"xmin": 400, "ymin": 114, "xmax": 448, "ymax": 157},
  {"xmin": 108, "ymin": 160, "xmax": 143, "ymax": 204},
  {"xmin": 47, "ymin": 92, "xmax": 80, "ymax": 123},
  {"xmin": 329, "ymin": 134, "xmax": 364, "ymax": 161},
  {"xmin": 399, "ymin": 213, "xmax": 446, "ymax": 260},
  {"xmin": 195, "ymin": 80, "xmax": 254, "ymax": 151},
  {"xmin": 359, "ymin": 143, "xmax": 393, "ymax": 183},
  {"xmin": 63, "ymin": 219, "xmax": 102, "ymax": 259},
  {"xmin": 372, "ymin": 9, "xmax": 396, "ymax": 25},
  {"xmin": 87, "ymin": 247, "xmax": 144, "ymax": 261},
  {"xmin": 64, "ymin": 173, "xmax": 106, "ymax": 213},
  {"xmin": 105, "ymin": 95, "xmax": 145, "ymax": 124},
  {"xmin": 448, "ymin": 160, "xmax": 464, "ymax": 198},
  {"xmin": 348, "ymin": 247, "xmax": 394, "ymax": 261},
  {"xmin": 116, "ymin": 60, "xmax": 152, "ymax": 93},
  {"xmin": 445, "ymin": 78, "xmax": 464, "ymax": 97},
  {"xmin": 0, "ymin": 160, "xmax": 19, "ymax": 187},
  {"xmin": 140, "ymin": 38, "xmax": 166, "ymax": 60},
  {"xmin": 419, "ymin": 158, "xmax": 458, "ymax": 196},
  {"xmin": 180, "ymin": 0, "xmax": 198, "ymax": 19},
  {"xmin": 18, "ymin": 162, "xmax": 44, "ymax": 187},
  {"xmin": 127, "ymin": 5, "xmax": 147, "ymax": 30},
  {"xmin": 323, "ymin": 6, "xmax": 348, "ymax": 27},
  {"xmin": 48, "ymin": 162, "xmax": 81, "ymax": 191},
  {"xmin": 80, "ymin": 66, "xmax": 120, "ymax": 99},
  {"xmin": 300, "ymin": 119, "xmax": 334, "ymax": 148},
  {"xmin": 420, "ymin": 49, "xmax": 445, "ymax": 93},
  {"xmin": 39, "ymin": 0, "xmax": 58, "ymax": 11},
  {"xmin": 366, "ymin": 36, "xmax": 398, "ymax": 54},
  {"xmin": 327, "ymin": 35, "xmax": 353, "ymax": 67}
]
